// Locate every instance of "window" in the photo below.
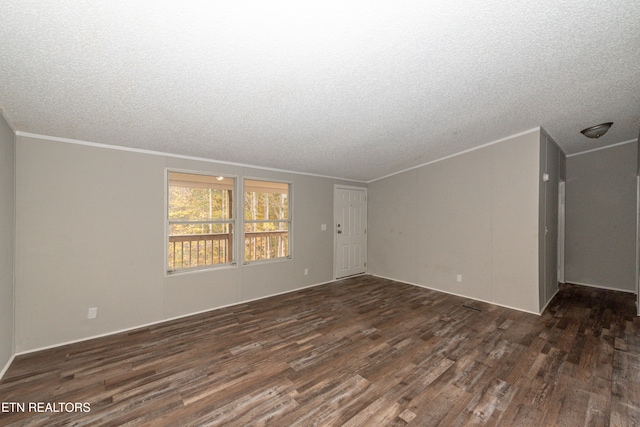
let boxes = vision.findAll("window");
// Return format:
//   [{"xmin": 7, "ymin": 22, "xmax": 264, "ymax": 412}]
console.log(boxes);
[
  {"xmin": 244, "ymin": 179, "xmax": 291, "ymax": 262},
  {"xmin": 167, "ymin": 172, "xmax": 235, "ymax": 272}
]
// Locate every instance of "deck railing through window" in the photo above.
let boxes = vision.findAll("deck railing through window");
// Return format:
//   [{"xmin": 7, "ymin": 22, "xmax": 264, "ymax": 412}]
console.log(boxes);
[
  {"xmin": 168, "ymin": 230, "xmax": 288, "ymax": 270},
  {"xmin": 168, "ymin": 233, "xmax": 231, "ymax": 271},
  {"xmin": 244, "ymin": 230, "xmax": 288, "ymax": 262}
]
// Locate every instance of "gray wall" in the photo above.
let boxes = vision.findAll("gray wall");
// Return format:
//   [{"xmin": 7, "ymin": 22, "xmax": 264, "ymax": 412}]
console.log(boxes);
[
  {"xmin": 15, "ymin": 135, "xmax": 359, "ymax": 353},
  {"xmin": 0, "ymin": 114, "xmax": 15, "ymax": 374},
  {"xmin": 565, "ymin": 142, "xmax": 637, "ymax": 292},
  {"xmin": 368, "ymin": 130, "xmax": 542, "ymax": 313},
  {"xmin": 14, "ymin": 128, "xmax": 635, "ymax": 355}
]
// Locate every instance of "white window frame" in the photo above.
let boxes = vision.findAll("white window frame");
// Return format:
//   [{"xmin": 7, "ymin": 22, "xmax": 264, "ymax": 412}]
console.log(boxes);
[
  {"xmin": 166, "ymin": 169, "xmax": 238, "ymax": 274},
  {"xmin": 242, "ymin": 177, "xmax": 293, "ymax": 265}
]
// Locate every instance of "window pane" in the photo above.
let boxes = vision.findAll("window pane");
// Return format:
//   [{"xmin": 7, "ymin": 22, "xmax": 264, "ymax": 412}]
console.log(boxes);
[
  {"xmin": 168, "ymin": 225, "xmax": 234, "ymax": 270},
  {"xmin": 168, "ymin": 172, "xmax": 235, "ymax": 271},
  {"xmin": 244, "ymin": 180, "xmax": 289, "ymax": 221},
  {"xmin": 244, "ymin": 222, "xmax": 289, "ymax": 262},
  {"xmin": 169, "ymin": 173, "xmax": 233, "ymax": 221}
]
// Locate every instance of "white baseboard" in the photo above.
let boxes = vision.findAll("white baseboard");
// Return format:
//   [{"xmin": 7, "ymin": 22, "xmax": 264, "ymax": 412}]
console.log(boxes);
[
  {"xmin": 370, "ymin": 273, "xmax": 541, "ymax": 316},
  {"xmin": 564, "ymin": 281, "xmax": 636, "ymax": 294},
  {"xmin": 15, "ymin": 278, "xmax": 338, "ymax": 357},
  {"xmin": 0, "ymin": 353, "xmax": 15, "ymax": 381}
]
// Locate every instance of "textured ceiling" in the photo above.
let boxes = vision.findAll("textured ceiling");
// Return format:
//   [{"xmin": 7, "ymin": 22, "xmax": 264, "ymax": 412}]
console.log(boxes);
[{"xmin": 1, "ymin": 1, "xmax": 639, "ymax": 182}]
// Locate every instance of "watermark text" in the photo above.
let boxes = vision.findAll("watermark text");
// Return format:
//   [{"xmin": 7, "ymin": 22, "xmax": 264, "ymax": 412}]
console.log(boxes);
[{"xmin": 1, "ymin": 402, "xmax": 91, "ymax": 413}]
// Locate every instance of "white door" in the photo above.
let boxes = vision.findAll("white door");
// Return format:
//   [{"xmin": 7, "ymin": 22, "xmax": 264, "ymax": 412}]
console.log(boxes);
[{"xmin": 334, "ymin": 186, "xmax": 367, "ymax": 279}]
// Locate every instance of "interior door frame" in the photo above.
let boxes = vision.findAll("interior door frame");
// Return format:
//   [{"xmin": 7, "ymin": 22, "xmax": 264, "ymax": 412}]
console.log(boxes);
[
  {"xmin": 636, "ymin": 175, "xmax": 639, "ymax": 315},
  {"xmin": 333, "ymin": 184, "xmax": 368, "ymax": 280},
  {"xmin": 558, "ymin": 180, "xmax": 566, "ymax": 284}
]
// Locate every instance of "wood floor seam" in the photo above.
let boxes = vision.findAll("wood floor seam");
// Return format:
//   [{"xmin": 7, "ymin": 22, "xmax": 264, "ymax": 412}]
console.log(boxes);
[{"xmin": 1, "ymin": 276, "xmax": 638, "ymax": 426}]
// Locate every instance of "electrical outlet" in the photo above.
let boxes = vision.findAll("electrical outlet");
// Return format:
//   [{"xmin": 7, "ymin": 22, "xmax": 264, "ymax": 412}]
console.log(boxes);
[
  {"xmin": 88, "ymin": 307, "xmax": 98, "ymax": 319},
  {"xmin": 456, "ymin": 275, "xmax": 462, "ymax": 283},
  {"xmin": 321, "ymin": 224, "xmax": 327, "ymax": 231},
  {"xmin": 304, "ymin": 268, "xmax": 309, "ymax": 276}
]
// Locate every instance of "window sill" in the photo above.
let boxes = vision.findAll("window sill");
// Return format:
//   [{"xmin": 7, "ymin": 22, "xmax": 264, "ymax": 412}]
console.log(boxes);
[{"xmin": 166, "ymin": 263, "xmax": 237, "ymax": 277}]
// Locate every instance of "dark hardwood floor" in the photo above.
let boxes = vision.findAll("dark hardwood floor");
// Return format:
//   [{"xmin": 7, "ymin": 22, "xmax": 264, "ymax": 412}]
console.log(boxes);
[{"xmin": 1, "ymin": 275, "xmax": 638, "ymax": 426}]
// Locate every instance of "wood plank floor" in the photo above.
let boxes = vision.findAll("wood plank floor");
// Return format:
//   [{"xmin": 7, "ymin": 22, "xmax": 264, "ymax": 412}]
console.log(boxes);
[{"xmin": 1, "ymin": 275, "xmax": 639, "ymax": 426}]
